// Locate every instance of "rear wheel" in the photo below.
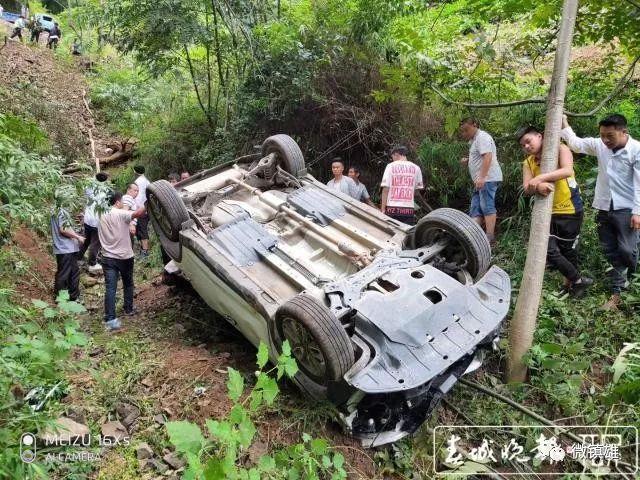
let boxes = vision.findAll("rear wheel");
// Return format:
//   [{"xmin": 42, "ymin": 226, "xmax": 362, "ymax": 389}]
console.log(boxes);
[
  {"xmin": 147, "ymin": 180, "xmax": 189, "ymax": 261},
  {"xmin": 261, "ymin": 134, "xmax": 306, "ymax": 178},
  {"xmin": 414, "ymin": 208, "xmax": 491, "ymax": 280},
  {"xmin": 275, "ymin": 294, "xmax": 354, "ymax": 386}
]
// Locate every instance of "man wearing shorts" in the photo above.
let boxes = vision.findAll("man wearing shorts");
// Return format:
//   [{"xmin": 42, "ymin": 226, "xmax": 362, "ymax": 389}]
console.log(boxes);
[
  {"xmin": 459, "ymin": 118, "xmax": 503, "ymax": 244},
  {"xmin": 380, "ymin": 146, "xmax": 424, "ymax": 225}
]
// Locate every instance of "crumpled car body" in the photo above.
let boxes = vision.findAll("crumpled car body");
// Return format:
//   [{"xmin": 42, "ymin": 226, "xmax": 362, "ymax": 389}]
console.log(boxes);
[{"xmin": 147, "ymin": 135, "xmax": 510, "ymax": 446}]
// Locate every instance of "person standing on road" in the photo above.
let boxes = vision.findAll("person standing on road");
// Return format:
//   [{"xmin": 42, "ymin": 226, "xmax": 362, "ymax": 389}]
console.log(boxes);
[
  {"xmin": 78, "ymin": 172, "xmax": 109, "ymax": 273},
  {"xmin": 459, "ymin": 118, "xmax": 503, "ymax": 244},
  {"xmin": 518, "ymin": 126, "xmax": 593, "ymax": 298},
  {"xmin": 10, "ymin": 16, "xmax": 26, "ymax": 42},
  {"xmin": 380, "ymin": 146, "xmax": 424, "ymax": 225},
  {"xmin": 561, "ymin": 114, "xmax": 640, "ymax": 311},
  {"xmin": 348, "ymin": 166, "xmax": 375, "ymax": 207},
  {"xmin": 98, "ymin": 191, "xmax": 146, "ymax": 332},
  {"xmin": 326, "ymin": 158, "xmax": 358, "ymax": 198},
  {"xmin": 51, "ymin": 203, "xmax": 85, "ymax": 302},
  {"xmin": 133, "ymin": 165, "xmax": 151, "ymax": 259}
]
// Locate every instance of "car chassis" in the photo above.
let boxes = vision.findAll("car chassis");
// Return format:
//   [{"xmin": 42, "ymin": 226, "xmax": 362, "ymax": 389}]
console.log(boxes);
[{"xmin": 146, "ymin": 135, "xmax": 511, "ymax": 447}]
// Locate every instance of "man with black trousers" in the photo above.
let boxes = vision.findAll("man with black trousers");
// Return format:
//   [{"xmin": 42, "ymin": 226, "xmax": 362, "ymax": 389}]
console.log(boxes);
[
  {"xmin": 561, "ymin": 114, "xmax": 640, "ymax": 311},
  {"xmin": 78, "ymin": 172, "xmax": 109, "ymax": 272},
  {"xmin": 51, "ymin": 205, "xmax": 85, "ymax": 302},
  {"xmin": 98, "ymin": 192, "xmax": 146, "ymax": 332}
]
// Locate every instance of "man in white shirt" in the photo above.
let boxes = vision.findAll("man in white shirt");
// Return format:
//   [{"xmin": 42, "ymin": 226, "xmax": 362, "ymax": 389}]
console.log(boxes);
[
  {"xmin": 10, "ymin": 15, "xmax": 26, "ymax": 41},
  {"xmin": 326, "ymin": 158, "xmax": 358, "ymax": 198},
  {"xmin": 348, "ymin": 166, "xmax": 375, "ymax": 207},
  {"xmin": 561, "ymin": 114, "xmax": 640, "ymax": 310},
  {"xmin": 133, "ymin": 165, "xmax": 151, "ymax": 258},
  {"xmin": 78, "ymin": 172, "xmax": 109, "ymax": 271},
  {"xmin": 460, "ymin": 118, "xmax": 503, "ymax": 244},
  {"xmin": 380, "ymin": 146, "xmax": 424, "ymax": 225},
  {"xmin": 99, "ymin": 191, "xmax": 146, "ymax": 331},
  {"xmin": 122, "ymin": 183, "xmax": 139, "ymax": 242}
]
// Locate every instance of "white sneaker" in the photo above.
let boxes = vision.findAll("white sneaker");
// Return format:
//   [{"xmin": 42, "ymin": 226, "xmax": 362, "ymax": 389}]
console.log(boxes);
[
  {"xmin": 105, "ymin": 318, "xmax": 122, "ymax": 332},
  {"xmin": 88, "ymin": 264, "xmax": 103, "ymax": 273}
]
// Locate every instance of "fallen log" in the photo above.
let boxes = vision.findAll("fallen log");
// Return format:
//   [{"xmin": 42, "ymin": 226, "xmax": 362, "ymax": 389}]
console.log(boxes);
[{"xmin": 99, "ymin": 139, "xmax": 137, "ymax": 167}]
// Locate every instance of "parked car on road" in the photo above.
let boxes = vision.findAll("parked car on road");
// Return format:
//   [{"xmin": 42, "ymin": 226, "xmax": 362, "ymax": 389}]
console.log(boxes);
[
  {"xmin": 35, "ymin": 13, "xmax": 55, "ymax": 32},
  {"xmin": 147, "ymin": 135, "xmax": 511, "ymax": 446}
]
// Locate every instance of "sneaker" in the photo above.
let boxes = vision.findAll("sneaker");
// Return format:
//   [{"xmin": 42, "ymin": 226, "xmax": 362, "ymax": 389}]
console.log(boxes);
[
  {"xmin": 569, "ymin": 277, "xmax": 593, "ymax": 299},
  {"xmin": 138, "ymin": 250, "xmax": 149, "ymax": 261},
  {"xmin": 105, "ymin": 318, "xmax": 122, "ymax": 332},
  {"xmin": 599, "ymin": 294, "xmax": 621, "ymax": 312},
  {"xmin": 88, "ymin": 263, "xmax": 103, "ymax": 273},
  {"xmin": 124, "ymin": 308, "xmax": 138, "ymax": 316}
]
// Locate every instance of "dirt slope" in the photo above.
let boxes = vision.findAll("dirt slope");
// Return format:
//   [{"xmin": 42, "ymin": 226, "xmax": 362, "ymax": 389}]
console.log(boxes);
[{"xmin": 0, "ymin": 22, "xmax": 115, "ymax": 164}]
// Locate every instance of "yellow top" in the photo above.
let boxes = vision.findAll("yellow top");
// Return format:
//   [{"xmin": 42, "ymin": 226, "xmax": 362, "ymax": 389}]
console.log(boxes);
[{"xmin": 523, "ymin": 155, "xmax": 583, "ymax": 215}]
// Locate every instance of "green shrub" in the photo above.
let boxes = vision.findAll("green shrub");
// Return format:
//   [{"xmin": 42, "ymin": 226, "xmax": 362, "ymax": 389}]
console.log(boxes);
[{"xmin": 0, "ymin": 289, "xmax": 88, "ymax": 479}]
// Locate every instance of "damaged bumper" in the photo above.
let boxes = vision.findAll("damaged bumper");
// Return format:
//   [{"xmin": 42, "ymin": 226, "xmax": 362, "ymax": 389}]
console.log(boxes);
[{"xmin": 339, "ymin": 266, "xmax": 510, "ymax": 446}]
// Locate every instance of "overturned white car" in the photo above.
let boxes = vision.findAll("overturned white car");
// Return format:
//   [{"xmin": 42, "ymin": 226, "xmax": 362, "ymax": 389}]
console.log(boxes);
[{"xmin": 147, "ymin": 135, "xmax": 510, "ymax": 446}]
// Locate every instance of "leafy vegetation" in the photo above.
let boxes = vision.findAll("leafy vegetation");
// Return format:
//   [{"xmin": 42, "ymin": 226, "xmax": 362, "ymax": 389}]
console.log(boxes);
[
  {"xmin": 0, "ymin": 285, "xmax": 88, "ymax": 479},
  {"xmin": 165, "ymin": 342, "xmax": 347, "ymax": 480}
]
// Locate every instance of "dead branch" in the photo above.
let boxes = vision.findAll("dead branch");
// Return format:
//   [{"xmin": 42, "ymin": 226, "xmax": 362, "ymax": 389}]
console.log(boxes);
[{"xmin": 81, "ymin": 89, "xmax": 99, "ymax": 172}]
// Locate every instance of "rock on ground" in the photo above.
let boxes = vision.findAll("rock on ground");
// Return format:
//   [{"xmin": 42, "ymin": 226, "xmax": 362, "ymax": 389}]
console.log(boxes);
[{"xmin": 39, "ymin": 417, "xmax": 90, "ymax": 445}]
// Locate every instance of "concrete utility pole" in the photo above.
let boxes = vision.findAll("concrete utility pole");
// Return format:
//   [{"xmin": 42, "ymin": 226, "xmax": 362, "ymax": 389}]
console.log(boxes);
[{"xmin": 506, "ymin": 0, "xmax": 580, "ymax": 382}]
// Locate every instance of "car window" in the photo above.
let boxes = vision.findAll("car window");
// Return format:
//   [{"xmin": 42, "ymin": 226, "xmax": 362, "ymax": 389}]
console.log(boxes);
[{"xmin": 43, "ymin": 16, "xmax": 52, "ymax": 21}]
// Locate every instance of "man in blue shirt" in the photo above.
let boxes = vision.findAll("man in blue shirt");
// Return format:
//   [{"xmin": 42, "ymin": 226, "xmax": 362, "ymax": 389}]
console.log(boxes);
[
  {"xmin": 561, "ymin": 114, "xmax": 640, "ymax": 310},
  {"xmin": 51, "ymin": 206, "xmax": 85, "ymax": 302}
]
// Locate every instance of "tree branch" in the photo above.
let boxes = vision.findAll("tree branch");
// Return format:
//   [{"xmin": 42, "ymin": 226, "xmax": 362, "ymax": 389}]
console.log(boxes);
[
  {"xmin": 430, "ymin": 85, "xmax": 546, "ymax": 107},
  {"xmin": 565, "ymin": 53, "xmax": 640, "ymax": 117},
  {"xmin": 432, "ymin": 51, "xmax": 640, "ymax": 115},
  {"xmin": 183, "ymin": 45, "xmax": 215, "ymax": 130},
  {"xmin": 622, "ymin": 0, "xmax": 640, "ymax": 9}
]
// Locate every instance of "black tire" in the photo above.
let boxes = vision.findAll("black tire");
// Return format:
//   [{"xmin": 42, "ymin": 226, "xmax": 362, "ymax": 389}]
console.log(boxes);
[
  {"xmin": 275, "ymin": 294, "xmax": 354, "ymax": 386},
  {"xmin": 147, "ymin": 180, "xmax": 189, "ymax": 261},
  {"xmin": 413, "ymin": 207, "xmax": 491, "ymax": 280},
  {"xmin": 261, "ymin": 134, "xmax": 306, "ymax": 178}
]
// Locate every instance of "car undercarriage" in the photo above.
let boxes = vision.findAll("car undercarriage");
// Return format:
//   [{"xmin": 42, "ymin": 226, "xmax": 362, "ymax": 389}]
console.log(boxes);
[{"xmin": 146, "ymin": 134, "xmax": 511, "ymax": 446}]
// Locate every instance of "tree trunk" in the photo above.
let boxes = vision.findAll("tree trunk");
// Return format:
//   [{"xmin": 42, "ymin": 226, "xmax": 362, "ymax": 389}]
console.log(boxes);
[{"xmin": 506, "ymin": 0, "xmax": 579, "ymax": 383}]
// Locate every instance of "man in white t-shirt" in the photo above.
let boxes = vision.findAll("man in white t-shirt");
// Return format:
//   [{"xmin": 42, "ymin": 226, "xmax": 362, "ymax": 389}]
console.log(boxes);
[
  {"xmin": 326, "ymin": 158, "xmax": 358, "ymax": 198},
  {"xmin": 78, "ymin": 172, "xmax": 109, "ymax": 271},
  {"xmin": 348, "ymin": 166, "xmax": 375, "ymax": 207},
  {"xmin": 122, "ymin": 183, "xmax": 139, "ymax": 242},
  {"xmin": 459, "ymin": 118, "xmax": 503, "ymax": 243},
  {"xmin": 133, "ymin": 165, "xmax": 151, "ymax": 258},
  {"xmin": 99, "ymin": 191, "xmax": 146, "ymax": 332},
  {"xmin": 380, "ymin": 146, "xmax": 424, "ymax": 225}
]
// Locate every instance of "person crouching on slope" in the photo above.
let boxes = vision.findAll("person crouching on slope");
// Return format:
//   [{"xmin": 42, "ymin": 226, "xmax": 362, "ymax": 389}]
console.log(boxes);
[{"xmin": 517, "ymin": 126, "xmax": 593, "ymax": 298}]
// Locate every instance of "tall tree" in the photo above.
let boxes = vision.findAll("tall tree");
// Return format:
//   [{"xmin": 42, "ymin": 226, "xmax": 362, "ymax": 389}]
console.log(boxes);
[{"xmin": 506, "ymin": 0, "xmax": 580, "ymax": 383}]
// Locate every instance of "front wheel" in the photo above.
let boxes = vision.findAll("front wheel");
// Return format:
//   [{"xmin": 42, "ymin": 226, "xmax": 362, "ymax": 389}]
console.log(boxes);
[
  {"xmin": 275, "ymin": 294, "xmax": 354, "ymax": 386},
  {"xmin": 147, "ymin": 180, "xmax": 190, "ymax": 261}
]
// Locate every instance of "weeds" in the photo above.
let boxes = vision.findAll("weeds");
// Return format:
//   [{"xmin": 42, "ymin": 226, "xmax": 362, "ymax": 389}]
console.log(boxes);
[
  {"xmin": 165, "ymin": 342, "xmax": 347, "ymax": 480},
  {"xmin": 0, "ymin": 290, "xmax": 88, "ymax": 479}
]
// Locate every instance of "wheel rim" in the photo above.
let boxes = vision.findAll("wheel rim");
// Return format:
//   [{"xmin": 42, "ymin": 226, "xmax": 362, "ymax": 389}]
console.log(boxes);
[
  {"xmin": 419, "ymin": 226, "xmax": 471, "ymax": 271},
  {"xmin": 148, "ymin": 193, "xmax": 175, "ymax": 239},
  {"xmin": 281, "ymin": 316, "xmax": 326, "ymax": 380}
]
